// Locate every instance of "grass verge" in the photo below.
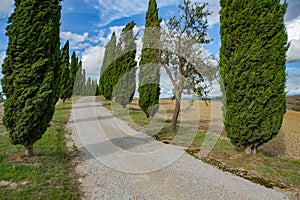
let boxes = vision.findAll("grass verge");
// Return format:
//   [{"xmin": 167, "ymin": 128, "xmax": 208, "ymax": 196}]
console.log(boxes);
[
  {"xmin": 98, "ymin": 96, "xmax": 300, "ymax": 193},
  {"xmin": 0, "ymin": 100, "xmax": 79, "ymax": 199}
]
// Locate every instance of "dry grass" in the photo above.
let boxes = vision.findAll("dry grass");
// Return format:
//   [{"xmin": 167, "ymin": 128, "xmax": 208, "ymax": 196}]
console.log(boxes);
[
  {"xmin": 129, "ymin": 97, "xmax": 300, "ymax": 159},
  {"xmin": 261, "ymin": 110, "xmax": 300, "ymax": 159}
]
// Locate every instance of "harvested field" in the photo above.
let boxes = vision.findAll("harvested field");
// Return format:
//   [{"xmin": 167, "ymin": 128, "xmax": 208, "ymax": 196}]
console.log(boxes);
[{"xmin": 129, "ymin": 97, "xmax": 300, "ymax": 159}]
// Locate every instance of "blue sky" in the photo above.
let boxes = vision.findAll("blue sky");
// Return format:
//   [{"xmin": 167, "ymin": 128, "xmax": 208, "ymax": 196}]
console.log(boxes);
[{"xmin": 0, "ymin": 0, "xmax": 300, "ymax": 96}]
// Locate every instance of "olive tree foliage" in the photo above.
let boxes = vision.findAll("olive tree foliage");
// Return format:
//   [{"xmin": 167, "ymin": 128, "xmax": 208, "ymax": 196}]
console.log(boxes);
[{"xmin": 160, "ymin": 0, "xmax": 217, "ymax": 134}]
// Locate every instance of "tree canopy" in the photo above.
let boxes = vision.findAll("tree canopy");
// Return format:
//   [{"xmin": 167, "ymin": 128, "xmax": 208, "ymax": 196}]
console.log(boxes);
[
  {"xmin": 161, "ymin": 0, "xmax": 216, "ymax": 134},
  {"xmin": 138, "ymin": 0, "xmax": 162, "ymax": 120},
  {"xmin": 1, "ymin": 0, "xmax": 62, "ymax": 156},
  {"xmin": 101, "ymin": 21, "xmax": 137, "ymax": 104},
  {"xmin": 99, "ymin": 32, "xmax": 117, "ymax": 96},
  {"xmin": 219, "ymin": 0, "xmax": 289, "ymax": 154}
]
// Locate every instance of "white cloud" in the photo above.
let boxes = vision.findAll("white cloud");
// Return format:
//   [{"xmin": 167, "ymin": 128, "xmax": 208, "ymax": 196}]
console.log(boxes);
[
  {"xmin": 199, "ymin": 0, "xmax": 220, "ymax": 27},
  {"xmin": 0, "ymin": 52, "xmax": 5, "ymax": 65},
  {"xmin": 60, "ymin": 31, "xmax": 90, "ymax": 50},
  {"xmin": 88, "ymin": 30, "xmax": 106, "ymax": 44},
  {"xmin": 90, "ymin": 25, "xmax": 143, "ymax": 81},
  {"xmin": 286, "ymin": 16, "xmax": 300, "ymax": 62},
  {"xmin": 286, "ymin": 74, "xmax": 300, "ymax": 95},
  {"xmin": 67, "ymin": 7, "xmax": 74, "ymax": 11},
  {"xmin": 81, "ymin": 45, "xmax": 105, "ymax": 78},
  {"xmin": 0, "ymin": 0, "xmax": 13, "ymax": 18},
  {"xmin": 90, "ymin": 0, "xmax": 220, "ymax": 28},
  {"xmin": 88, "ymin": 26, "xmax": 126, "ymax": 46},
  {"xmin": 60, "ymin": 32, "xmax": 89, "ymax": 43},
  {"xmin": 287, "ymin": 87, "xmax": 300, "ymax": 95},
  {"xmin": 0, "ymin": 52, "xmax": 6, "ymax": 79},
  {"xmin": 85, "ymin": 0, "xmax": 178, "ymax": 27}
]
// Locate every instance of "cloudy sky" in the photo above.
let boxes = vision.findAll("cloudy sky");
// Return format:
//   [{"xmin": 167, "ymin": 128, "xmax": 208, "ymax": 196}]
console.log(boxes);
[{"xmin": 0, "ymin": 0, "xmax": 299, "ymax": 96}]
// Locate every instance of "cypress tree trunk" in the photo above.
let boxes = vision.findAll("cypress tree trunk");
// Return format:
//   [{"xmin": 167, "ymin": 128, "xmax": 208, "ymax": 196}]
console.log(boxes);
[
  {"xmin": 25, "ymin": 144, "xmax": 33, "ymax": 157},
  {"xmin": 244, "ymin": 145, "xmax": 257, "ymax": 155}
]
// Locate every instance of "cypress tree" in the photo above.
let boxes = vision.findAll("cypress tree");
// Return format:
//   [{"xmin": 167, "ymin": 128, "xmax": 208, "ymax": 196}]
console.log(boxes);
[
  {"xmin": 73, "ymin": 60, "xmax": 83, "ymax": 96},
  {"xmin": 1, "ymin": 0, "xmax": 62, "ymax": 156},
  {"xmin": 59, "ymin": 40, "xmax": 70, "ymax": 102},
  {"xmin": 102, "ymin": 60, "xmax": 119, "ymax": 100},
  {"xmin": 99, "ymin": 32, "xmax": 117, "ymax": 95},
  {"xmin": 113, "ymin": 21, "xmax": 137, "ymax": 108},
  {"xmin": 95, "ymin": 81, "xmax": 99, "ymax": 96},
  {"xmin": 86, "ymin": 77, "xmax": 92, "ymax": 96},
  {"xmin": 219, "ymin": 0, "xmax": 289, "ymax": 154},
  {"xmin": 84, "ymin": 77, "xmax": 97, "ymax": 96},
  {"xmin": 81, "ymin": 68, "xmax": 86, "ymax": 96},
  {"xmin": 138, "ymin": 0, "xmax": 162, "ymax": 120},
  {"xmin": 67, "ymin": 52, "xmax": 80, "ymax": 98},
  {"xmin": 102, "ymin": 22, "xmax": 137, "ymax": 102}
]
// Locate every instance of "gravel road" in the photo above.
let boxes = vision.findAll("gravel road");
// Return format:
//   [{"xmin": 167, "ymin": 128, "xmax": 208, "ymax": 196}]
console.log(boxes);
[{"xmin": 68, "ymin": 96, "xmax": 289, "ymax": 200}]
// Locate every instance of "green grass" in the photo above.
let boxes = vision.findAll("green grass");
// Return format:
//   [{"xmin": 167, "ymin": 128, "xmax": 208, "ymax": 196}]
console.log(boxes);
[
  {"xmin": 0, "ymin": 100, "xmax": 79, "ymax": 199},
  {"xmin": 98, "ymin": 96, "xmax": 300, "ymax": 190},
  {"xmin": 187, "ymin": 132, "xmax": 300, "ymax": 188}
]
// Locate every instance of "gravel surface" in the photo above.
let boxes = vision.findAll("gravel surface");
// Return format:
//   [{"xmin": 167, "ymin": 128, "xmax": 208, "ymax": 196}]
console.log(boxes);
[{"xmin": 68, "ymin": 96, "xmax": 289, "ymax": 200}]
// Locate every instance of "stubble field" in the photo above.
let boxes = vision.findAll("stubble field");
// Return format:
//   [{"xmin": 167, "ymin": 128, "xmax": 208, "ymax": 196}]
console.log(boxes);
[{"xmin": 129, "ymin": 96, "xmax": 300, "ymax": 159}]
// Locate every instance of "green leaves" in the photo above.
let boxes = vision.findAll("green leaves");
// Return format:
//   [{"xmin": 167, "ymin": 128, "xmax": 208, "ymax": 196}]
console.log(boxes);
[
  {"xmin": 1, "ymin": 0, "xmax": 62, "ymax": 151},
  {"xmin": 100, "ymin": 21, "xmax": 137, "ymax": 105},
  {"xmin": 59, "ymin": 40, "xmax": 70, "ymax": 101},
  {"xmin": 138, "ymin": 0, "xmax": 161, "ymax": 118},
  {"xmin": 99, "ymin": 32, "xmax": 117, "ymax": 96},
  {"xmin": 219, "ymin": 0, "xmax": 288, "ymax": 153}
]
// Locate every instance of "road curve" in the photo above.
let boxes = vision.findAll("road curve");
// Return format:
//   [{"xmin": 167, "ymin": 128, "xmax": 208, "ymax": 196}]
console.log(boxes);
[{"xmin": 68, "ymin": 96, "xmax": 288, "ymax": 200}]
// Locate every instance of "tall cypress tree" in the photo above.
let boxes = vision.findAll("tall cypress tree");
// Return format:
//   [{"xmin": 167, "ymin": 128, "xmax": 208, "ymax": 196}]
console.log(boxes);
[
  {"xmin": 81, "ymin": 68, "xmax": 86, "ymax": 96},
  {"xmin": 86, "ymin": 77, "xmax": 92, "ymax": 96},
  {"xmin": 67, "ymin": 51, "xmax": 80, "ymax": 98},
  {"xmin": 219, "ymin": 0, "xmax": 289, "ymax": 154},
  {"xmin": 99, "ymin": 32, "xmax": 117, "ymax": 95},
  {"xmin": 84, "ymin": 77, "xmax": 98, "ymax": 96},
  {"xmin": 59, "ymin": 40, "xmax": 70, "ymax": 102},
  {"xmin": 102, "ymin": 22, "xmax": 137, "ymax": 101},
  {"xmin": 113, "ymin": 21, "xmax": 137, "ymax": 108},
  {"xmin": 73, "ymin": 60, "xmax": 83, "ymax": 96},
  {"xmin": 1, "ymin": 0, "xmax": 62, "ymax": 156},
  {"xmin": 138, "ymin": 0, "xmax": 161, "ymax": 120}
]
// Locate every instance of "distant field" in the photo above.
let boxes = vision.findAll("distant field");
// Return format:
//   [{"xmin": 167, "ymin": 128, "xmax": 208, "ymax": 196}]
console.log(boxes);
[
  {"xmin": 128, "ymin": 96, "xmax": 300, "ymax": 159},
  {"xmin": 286, "ymin": 95, "xmax": 300, "ymax": 110}
]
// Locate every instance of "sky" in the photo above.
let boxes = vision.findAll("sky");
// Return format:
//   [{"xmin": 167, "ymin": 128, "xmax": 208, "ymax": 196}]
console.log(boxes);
[{"xmin": 0, "ymin": 0, "xmax": 300, "ymax": 97}]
